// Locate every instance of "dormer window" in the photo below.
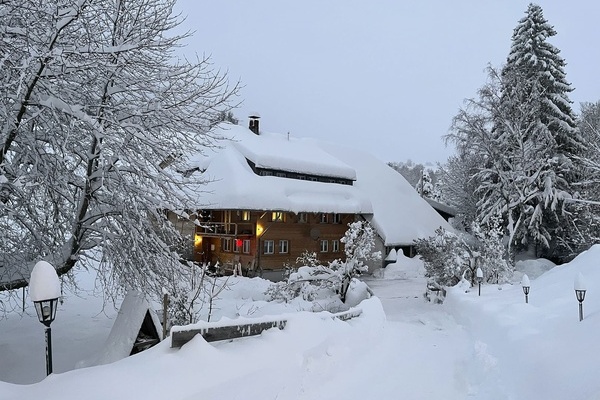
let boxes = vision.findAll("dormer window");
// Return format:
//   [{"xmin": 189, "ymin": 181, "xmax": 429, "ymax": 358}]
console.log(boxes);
[
  {"xmin": 241, "ymin": 211, "xmax": 251, "ymax": 221},
  {"xmin": 272, "ymin": 211, "xmax": 285, "ymax": 222}
]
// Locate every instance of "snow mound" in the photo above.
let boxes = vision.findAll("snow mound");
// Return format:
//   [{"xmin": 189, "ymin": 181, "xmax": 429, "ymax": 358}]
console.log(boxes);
[{"xmin": 372, "ymin": 254, "xmax": 425, "ymax": 279}]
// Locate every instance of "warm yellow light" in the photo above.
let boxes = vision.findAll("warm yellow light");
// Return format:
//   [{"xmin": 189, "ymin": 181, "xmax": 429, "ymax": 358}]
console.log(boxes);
[
  {"xmin": 194, "ymin": 234, "xmax": 203, "ymax": 245},
  {"xmin": 256, "ymin": 224, "xmax": 263, "ymax": 236}
]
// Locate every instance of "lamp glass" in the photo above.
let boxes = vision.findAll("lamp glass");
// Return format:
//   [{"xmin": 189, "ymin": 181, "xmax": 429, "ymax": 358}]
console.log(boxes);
[
  {"xmin": 575, "ymin": 289, "xmax": 586, "ymax": 303},
  {"xmin": 33, "ymin": 298, "xmax": 58, "ymax": 326}
]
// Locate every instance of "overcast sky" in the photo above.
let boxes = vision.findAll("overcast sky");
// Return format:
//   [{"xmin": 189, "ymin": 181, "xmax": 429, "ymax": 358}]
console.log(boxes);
[{"xmin": 172, "ymin": 1, "xmax": 600, "ymax": 165}]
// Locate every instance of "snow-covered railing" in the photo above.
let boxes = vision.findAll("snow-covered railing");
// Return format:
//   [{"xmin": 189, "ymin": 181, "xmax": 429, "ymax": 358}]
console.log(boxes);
[{"xmin": 170, "ymin": 308, "xmax": 363, "ymax": 348}]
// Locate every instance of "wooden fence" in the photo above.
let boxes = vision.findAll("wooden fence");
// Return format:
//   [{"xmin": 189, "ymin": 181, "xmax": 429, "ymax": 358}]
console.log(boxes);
[{"xmin": 171, "ymin": 308, "xmax": 363, "ymax": 348}]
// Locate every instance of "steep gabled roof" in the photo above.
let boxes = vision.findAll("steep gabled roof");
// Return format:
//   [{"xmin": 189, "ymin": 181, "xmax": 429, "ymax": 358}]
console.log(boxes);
[
  {"xmin": 184, "ymin": 123, "xmax": 450, "ymax": 245},
  {"xmin": 317, "ymin": 142, "xmax": 451, "ymax": 246},
  {"xmin": 184, "ymin": 124, "xmax": 371, "ymax": 214}
]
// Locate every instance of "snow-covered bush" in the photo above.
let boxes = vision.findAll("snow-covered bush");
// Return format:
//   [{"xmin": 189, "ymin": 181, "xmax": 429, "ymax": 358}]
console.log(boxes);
[
  {"xmin": 265, "ymin": 221, "xmax": 380, "ymax": 305},
  {"xmin": 471, "ymin": 216, "xmax": 514, "ymax": 284},
  {"xmin": 414, "ymin": 228, "xmax": 470, "ymax": 286}
]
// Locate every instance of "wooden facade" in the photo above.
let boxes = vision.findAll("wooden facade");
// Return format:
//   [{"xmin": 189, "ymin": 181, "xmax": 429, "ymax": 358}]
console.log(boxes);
[{"xmin": 170, "ymin": 210, "xmax": 354, "ymax": 273}]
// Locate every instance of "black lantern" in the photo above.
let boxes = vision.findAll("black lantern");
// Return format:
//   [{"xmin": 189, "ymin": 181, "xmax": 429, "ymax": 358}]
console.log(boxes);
[
  {"xmin": 521, "ymin": 274, "xmax": 531, "ymax": 304},
  {"xmin": 30, "ymin": 261, "xmax": 61, "ymax": 376},
  {"xmin": 574, "ymin": 273, "xmax": 587, "ymax": 322},
  {"xmin": 476, "ymin": 267, "xmax": 483, "ymax": 296}
]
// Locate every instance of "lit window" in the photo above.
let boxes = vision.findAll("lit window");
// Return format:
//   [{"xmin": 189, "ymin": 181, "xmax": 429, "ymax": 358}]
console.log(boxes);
[
  {"xmin": 320, "ymin": 213, "xmax": 328, "ymax": 223},
  {"xmin": 263, "ymin": 240, "xmax": 274, "ymax": 254},
  {"xmin": 298, "ymin": 213, "xmax": 308, "ymax": 223},
  {"xmin": 233, "ymin": 238, "xmax": 241, "ymax": 253},
  {"xmin": 279, "ymin": 240, "xmax": 289, "ymax": 254},
  {"xmin": 241, "ymin": 211, "xmax": 251, "ymax": 221},
  {"xmin": 243, "ymin": 239, "xmax": 251, "ymax": 254},
  {"xmin": 332, "ymin": 240, "xmax": 340, "ymax": 252},
  {"xmin": 320, "ymin": 240, "xmax": 328, "ymax": 253},
  {"xmin": 272, "ymin": 211, "xmax": 285, "ymax": 222}
]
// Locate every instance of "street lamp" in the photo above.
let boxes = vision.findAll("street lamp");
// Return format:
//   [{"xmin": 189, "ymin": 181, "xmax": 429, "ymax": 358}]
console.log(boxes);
[
  {"xmin": 574, "ymin": 272, "xmax": 587, "ymax": 322},
  {"xmin": 476, "ymin": 267, "xmax": 483, "ymax": 296},
  {"xmin": 29, "ymin": 261, "xmax": 61, "ymax": 376},
  {"xmin": 521, "ymin": 274, "xmax": 531, "ymax": 304}
]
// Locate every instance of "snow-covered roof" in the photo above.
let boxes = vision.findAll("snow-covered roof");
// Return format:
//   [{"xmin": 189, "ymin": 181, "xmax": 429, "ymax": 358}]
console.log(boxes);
[
  {"xmin": 78, "ymin": 290, "xmax": 162, "ymax": 367},
  {"xmin": 317, "ymin": 142, "xmax": 452, "ymax": 246},
  {"xmin": 185, "ymin": 123, "xmax": 450, "ymax": 245}
]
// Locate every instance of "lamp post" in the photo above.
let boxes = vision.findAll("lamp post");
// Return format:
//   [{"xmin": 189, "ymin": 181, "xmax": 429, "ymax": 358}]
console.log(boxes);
[
  {"xmin": 574, "ymin": 272, "xmax": 587, "ymax": 322},
  {"xmin": 29, "ymin": 261, "xmax": 61, "ymax": 376},
  {"xmin": 521, "ymin": 274, "xmax": 531, "ymax": 304},
  {"xmin": 476, "ymin": 267, "xmax": 483, "ymax": 296}
]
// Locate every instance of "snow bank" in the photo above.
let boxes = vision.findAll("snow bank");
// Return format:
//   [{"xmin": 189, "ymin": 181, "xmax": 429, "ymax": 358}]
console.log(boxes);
[
  {"xmin": 372, "ymin": 253, "xmax": 425, "ymax": 279},
  {"xmin": 445, "ymin": 245, "xmax": 600, "ymax": 400}
]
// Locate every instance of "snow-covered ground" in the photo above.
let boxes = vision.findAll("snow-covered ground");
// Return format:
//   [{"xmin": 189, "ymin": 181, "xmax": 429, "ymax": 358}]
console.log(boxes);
[{"xmin": 1, "ymin": 246, "xmax": 600, "ymax": 399}]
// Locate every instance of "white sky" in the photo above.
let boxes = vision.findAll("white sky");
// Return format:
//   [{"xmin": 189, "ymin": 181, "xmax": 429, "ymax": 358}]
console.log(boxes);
[{"xmin": 172, "ymin": 1, "xmax": 600, "ymax": 164}]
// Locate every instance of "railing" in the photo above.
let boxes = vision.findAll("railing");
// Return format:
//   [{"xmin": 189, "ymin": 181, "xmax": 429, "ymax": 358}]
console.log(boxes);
[
  {"xmin": 196, "ymin": 222, "xmax": 255, "ymax": 237},
  {"xmin": 171, "ymin": 308, "xmax": 363, "ymax": 348}
]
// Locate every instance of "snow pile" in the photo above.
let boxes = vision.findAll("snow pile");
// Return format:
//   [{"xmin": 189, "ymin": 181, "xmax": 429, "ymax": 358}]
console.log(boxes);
[
  {"xmin": 513, "ymin": 257, "xmax": 556, "ymax": 281},
  {"xmin": 3, "ymin": 247, "xmax": 600, "ymax": 399},
  {"xmin": 373, "ymin": 253, "xmax": 425, "ymax": 279},
  {"xmin": 445, "ymin": 245, "xmax": 600, "ymax": 399}
]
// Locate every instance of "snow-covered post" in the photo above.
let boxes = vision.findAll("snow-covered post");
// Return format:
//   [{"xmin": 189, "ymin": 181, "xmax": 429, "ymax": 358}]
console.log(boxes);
[
  {"xmin": 574, "ymin": 273, "xmax": 587, "ymax": 322},
  {"xmin": 521, "ymin": 274, "xmax": 531, "ymax": 303},
  {"xmin": 29, "ymin": 261, "xmax": 61, "ymax": 376},
  {"xmin": 476, "ymin": 267, "xmax": 483, "ymax": 296}
]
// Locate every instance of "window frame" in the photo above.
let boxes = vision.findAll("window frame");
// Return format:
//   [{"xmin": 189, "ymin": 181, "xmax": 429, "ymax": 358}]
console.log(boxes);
[
  {"xmin": 320, "ymin": 213, "xmax": 328, "ymax": 224},
  {"xmin": 263, "ymin": 240, "xmax": 275, "ymax": 254},
  {"xmin": 319, "ymin": 239, "xmax": 329, "ymax": 253},
  {"xmin": 242, "ymin": 239, "xmax": 251, "ymax": 254},
  {"xmin": 278, "ymin": 239, "xmax": 289, "ymax": 254},
  {"xmin": 222, "ymin": 238, "xmax": 231, "ymax": 252},
  {"xmin": 332, "ymin": 239, "xmax": 340, "ymax": 252}
]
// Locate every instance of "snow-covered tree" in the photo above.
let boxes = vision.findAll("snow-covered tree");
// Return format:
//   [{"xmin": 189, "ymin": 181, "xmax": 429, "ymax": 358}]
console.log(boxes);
[
  {"xmin": 500, "ymin": 4, "xmax": 581, "ymax": 159},
  {"xmin": 338, "ymin": 220, "xmax": 380, "ymax": 301},
  {"xmin": 471, "ymin": 216, "xmax": 513, "ymax": 284},
  {"xmin": 446, "ymin": 4, "xmax": 584, "ymax": 260},
  {"xmin": 414, "ymin": 228, "xmax": 470, "ymax": 287},
  {"xmin": 0, "ymin": 1, "xmax": 238, "ymax": 301}
]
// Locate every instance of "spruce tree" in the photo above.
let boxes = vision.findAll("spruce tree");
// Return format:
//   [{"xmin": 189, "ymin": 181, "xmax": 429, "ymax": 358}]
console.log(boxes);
[
  {"xmin": 495, "ymin": 3, "xmax": 583, "ymax": 257},
  {"xmin": 500, "ymin": 3, "xmax": 580, "ymax": 156}
]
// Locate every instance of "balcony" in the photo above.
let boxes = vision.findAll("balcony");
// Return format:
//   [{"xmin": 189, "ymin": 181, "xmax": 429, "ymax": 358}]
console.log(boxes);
[{"xmin": 196, "ymin": 222, "xmax": 255, "ymax": 237}]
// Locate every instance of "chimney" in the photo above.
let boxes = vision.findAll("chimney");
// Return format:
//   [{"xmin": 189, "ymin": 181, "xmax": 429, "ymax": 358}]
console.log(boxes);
[{"xmin": 248, "ymin": 113, "xmax": 260, "ymax": 135}]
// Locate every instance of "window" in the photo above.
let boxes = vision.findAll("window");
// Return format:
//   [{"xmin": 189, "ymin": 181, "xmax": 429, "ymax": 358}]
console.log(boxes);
[
  {"xmin": 279, "ymin": 240, "xmax": 289, "ymax": 254},
  {"xmin": 243, "ymin": 239, "xmax": 251, "ymax": 254},
  {"xmin": 320, "ymin": 240, "xmax": 328, "ymax": 253},
  {"xmin": 222, "ymin": 238, "xmax": 231, "ymax": 252},
  {"xmin": 320, "ymin": 213, "xmax": 328, "ymax": 223},
  {"xmin": 233, "ymin": 239, "xmax": 241, "ymax": 253},
  {"xmin": 241, "ymin": 211, "xmax": 251, "ymax": 221},
  {"xmin": 333, "ymin": 213, "xmax": 342, "ymax": 224},
  {"xmin": 298, "ymin": 213, "xmax": 308, "ymax": 223},
  {"xmin": 263, "ymin": 240, "xmax": 274, "ymax": 254},
  {"xmin": 260, "ymin": 170, "xmax": 273, "ymax": 176},
  {"xmin": 271, "ymin": 211, "xmax": 285, "ymax": 222},
  {"xmin": 332, "ymin": 240, "xmax": 340, "ymax": 252},
  {"xmin": 276, "ymin": 172, "xmax": 286, "ymax": 178}
]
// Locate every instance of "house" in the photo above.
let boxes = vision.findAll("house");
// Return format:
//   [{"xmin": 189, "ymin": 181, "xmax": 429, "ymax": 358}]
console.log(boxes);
[{"xmin": 170, "ymin": 117, "xmax": 451, "ymax": 275}]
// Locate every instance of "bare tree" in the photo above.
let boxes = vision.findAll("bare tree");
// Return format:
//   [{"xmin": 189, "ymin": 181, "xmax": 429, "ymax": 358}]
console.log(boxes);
[{"xmin": 0, "ymin": 1, "xmax": 238, "ymax": 305}]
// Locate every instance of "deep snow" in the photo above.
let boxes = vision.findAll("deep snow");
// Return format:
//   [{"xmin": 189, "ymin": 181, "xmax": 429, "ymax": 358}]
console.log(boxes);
[{"xmin": 2, "ymin": 246, "xmax": 600, "ymax": 399}]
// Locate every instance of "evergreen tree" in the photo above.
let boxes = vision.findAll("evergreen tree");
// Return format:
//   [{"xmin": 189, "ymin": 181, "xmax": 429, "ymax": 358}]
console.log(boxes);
[
  {"xmin": 496, "ymin": 3, "xmax": 584, "ymax": 258},
  {"xmin": 500, "ymin": 4, "xmax": 581, "ymax": 157}
]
